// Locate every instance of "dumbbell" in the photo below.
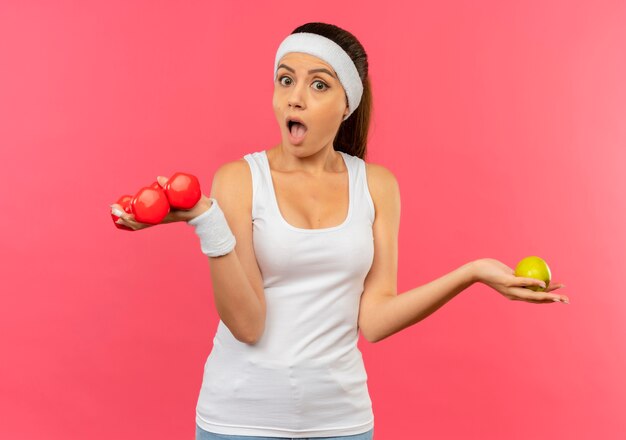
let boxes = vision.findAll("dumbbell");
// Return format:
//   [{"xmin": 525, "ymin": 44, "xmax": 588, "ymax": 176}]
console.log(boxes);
[
  {"xmin": 111, "ymin": 172, "xmax": 202, "ymax": 229},
  {"xmin": 111, "ymin": 194, "xmax": 134, "ymax": 231}
]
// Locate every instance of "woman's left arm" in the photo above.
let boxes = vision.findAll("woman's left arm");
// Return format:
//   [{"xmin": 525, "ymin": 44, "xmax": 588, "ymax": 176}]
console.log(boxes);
[{"xmin": 357, "ymin": 164, "xmax": 568, "ymax": 344}]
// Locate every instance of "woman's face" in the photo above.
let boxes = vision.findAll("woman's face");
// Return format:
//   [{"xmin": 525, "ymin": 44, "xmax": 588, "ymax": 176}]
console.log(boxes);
[{"xmin": 273, "ymin": 52, "xmax": 349, "ymax": 152}]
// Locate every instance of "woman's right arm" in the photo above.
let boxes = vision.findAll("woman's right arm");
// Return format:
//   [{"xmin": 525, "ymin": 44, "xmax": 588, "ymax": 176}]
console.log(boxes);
[{"xmin": 201, "ymin": 160, "xmax": 266, "ymax": 345}]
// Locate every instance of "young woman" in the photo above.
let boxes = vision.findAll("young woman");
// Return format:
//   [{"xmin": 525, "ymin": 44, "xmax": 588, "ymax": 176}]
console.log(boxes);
[{"xmin": 111, "ymin": 22, "xmax": 568, "ymax": 440}]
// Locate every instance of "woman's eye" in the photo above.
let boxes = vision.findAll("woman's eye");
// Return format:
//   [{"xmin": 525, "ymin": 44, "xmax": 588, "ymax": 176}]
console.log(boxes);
[
  {"xmin": 312, "ymin": 80, "xmax": 328, "ymax": 91},
  {"xmin": 278, "ymin": 76, "xmax": 328, "ymax": 91}
]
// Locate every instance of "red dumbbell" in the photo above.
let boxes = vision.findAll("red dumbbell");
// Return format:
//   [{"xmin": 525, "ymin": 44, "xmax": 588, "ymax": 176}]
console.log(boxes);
[
  {"xmin": 110, "ymin": 182, "xmax": 170, "ymax": 227},
  {"xmin": 158, "ymin": 172, "xmax": 202, "ymax": 210},
  {"xmin": 111, "ymin": 172, "xmax": 202, "ymax": 230},
  {"xmin": 111, "ymin": 195, "xmax": 134, "ymax": 231},
  {"xmin": 130, "ymin": 182, "xmax": 171, "ymax": 224}
]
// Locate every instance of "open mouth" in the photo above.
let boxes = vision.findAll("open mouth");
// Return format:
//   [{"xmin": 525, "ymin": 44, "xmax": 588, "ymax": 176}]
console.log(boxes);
[
  {"xmin": 287, "ymin": 119, "xmax": 308, "ymax": 142},
  {"xmin": 287, "ymin": 119, "xmax": 307, "ymax": 130}
]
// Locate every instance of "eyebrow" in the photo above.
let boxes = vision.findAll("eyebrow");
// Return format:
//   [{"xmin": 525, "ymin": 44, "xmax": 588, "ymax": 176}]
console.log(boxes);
[{"xmin": 277, "ymin": 63, "xmax": 337, "ymax": 79}]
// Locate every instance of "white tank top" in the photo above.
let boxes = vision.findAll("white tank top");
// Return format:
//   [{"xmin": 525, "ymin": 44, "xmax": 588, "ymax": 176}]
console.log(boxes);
[{"xmin": 195, "ymin": 149, "xmax": 376, "ymax": 437}]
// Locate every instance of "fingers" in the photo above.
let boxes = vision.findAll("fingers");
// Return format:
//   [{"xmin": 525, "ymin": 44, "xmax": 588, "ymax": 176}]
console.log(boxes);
[
  {"xmin": 511, "ymin": 297, "xmax": 555, "ymax": 304},
  {"xmin": 117, "ymin": 214, "xmax": 146, "ymax": 230},
  {"xmin": 511, "ymin": 286, "xmax": 570, "ymax": 304},
  {"xmin": 110, "ymin": 204, "xmax": 127, "ymax": 222},
  {"xmin": 545, "ymin": 283, "xmax": 565, "ymax": 293},
  {"xmin": 114, "ymin": 212, "xmax": 133, "ymax": 226},
  {"xmin": 110, "ymin": 203, "xmax": 129, "ymax": 221},
  {"xmin": 156, "ymin": 176, "xmax": 167, "ymax": 188},
  {"xmin": 110, "ymin": 204, "xmax": 144, "ymax": 230},
  {"xmin": 517, "ymin": 277, "xmax": 546, "ymax": 289}
]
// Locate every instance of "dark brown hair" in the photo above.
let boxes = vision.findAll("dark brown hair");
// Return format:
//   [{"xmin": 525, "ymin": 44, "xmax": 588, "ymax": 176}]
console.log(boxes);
[{"xmin": 291, "ymin": 23, "xmax": 372, "ymax": 161}]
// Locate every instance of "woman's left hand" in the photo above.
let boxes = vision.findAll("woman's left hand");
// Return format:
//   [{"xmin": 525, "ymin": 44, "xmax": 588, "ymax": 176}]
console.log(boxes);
[{"xmin": 471, "ymin": 258, "xmax": 569, "ymax": 304}]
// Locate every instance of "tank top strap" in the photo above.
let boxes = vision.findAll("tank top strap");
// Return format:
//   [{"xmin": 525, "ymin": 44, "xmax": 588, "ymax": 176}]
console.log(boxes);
[
  {"xmin": 343, "ymin": 152, "xmax": 375, "ymax": 225},
  {"xmin": 242, "ymin": 151, "xmax": 272, "ymax": 221}
]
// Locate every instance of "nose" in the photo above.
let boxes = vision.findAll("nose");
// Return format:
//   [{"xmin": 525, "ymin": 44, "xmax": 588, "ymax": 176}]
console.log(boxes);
[{"xmin": 287, "ymin": 81, "xmax": 306, "ymax": 109}]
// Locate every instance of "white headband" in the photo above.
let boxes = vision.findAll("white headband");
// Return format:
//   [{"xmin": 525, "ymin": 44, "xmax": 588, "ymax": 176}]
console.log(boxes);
[{"xmin": 274, "ymin": 32, "xmax": 363, "ymax": 121}]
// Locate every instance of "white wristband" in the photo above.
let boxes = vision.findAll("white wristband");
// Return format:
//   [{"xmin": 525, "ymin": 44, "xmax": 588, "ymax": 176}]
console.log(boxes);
[{"xmin": 187, "ymin": 198, "xmax": 236, "ymax": 257}]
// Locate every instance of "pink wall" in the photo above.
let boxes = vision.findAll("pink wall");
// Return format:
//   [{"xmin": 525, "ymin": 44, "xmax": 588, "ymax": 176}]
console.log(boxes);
[{"xmin": 1, "ymin": 1, "xmax": 624, "ymax": 439}]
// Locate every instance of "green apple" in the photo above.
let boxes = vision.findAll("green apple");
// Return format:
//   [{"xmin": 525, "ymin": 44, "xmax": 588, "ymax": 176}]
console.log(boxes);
[{"xmin": 514, "ymin": 256, "xmax": 551, "ymax": 292}]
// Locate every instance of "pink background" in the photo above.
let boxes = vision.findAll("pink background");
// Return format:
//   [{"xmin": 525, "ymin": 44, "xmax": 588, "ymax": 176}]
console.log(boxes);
[{"xmin": 1, "ymin": 1, "xmax": 625, "ymax": 439}]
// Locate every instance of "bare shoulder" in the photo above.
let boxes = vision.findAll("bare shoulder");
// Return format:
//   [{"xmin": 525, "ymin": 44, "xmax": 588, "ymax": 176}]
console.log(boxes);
[
  {"xmin": 365, "ymin": 162, "xmax": 398, "ymax": 184},
  {"xmin": 212, "ymin": 158, "xmax": 251, "ymax": 184},
  {"xmin": 364, "ymin": 162, "xmax": 400, "ymax": 210},
  {"xmin": 210, "ymin": 158, "xmax": 252, "ymax": 210}
]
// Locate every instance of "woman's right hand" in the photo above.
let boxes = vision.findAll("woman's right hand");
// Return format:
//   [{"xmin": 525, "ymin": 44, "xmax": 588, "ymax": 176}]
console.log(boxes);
[{"xmin": 110, "ymin": 176, "xmax": 212, "ymax": 231}]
